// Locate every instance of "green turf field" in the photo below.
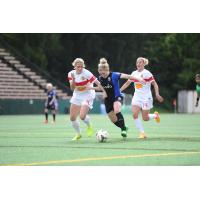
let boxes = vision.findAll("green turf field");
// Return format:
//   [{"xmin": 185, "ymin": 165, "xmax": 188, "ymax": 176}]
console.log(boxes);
[{"xmin": 0, "ymin": 114, "xmax": 200, "ymax": 166}]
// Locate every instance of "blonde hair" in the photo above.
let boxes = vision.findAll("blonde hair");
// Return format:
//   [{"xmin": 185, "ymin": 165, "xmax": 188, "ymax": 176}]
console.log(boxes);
[
  {"xmin": 98, "ymin": 57, "xmax": 109, "ymax": 70},
  {"xmin": 137, "ymin": 57, "xmax": 149, "ymax": 66},
  {"xmin": 72, "ymin": 58, "xmax": 85, "ymax": 68},
  {"xmin": 46, "ymin": 83, "xmax": 53, "ymax": 90}
]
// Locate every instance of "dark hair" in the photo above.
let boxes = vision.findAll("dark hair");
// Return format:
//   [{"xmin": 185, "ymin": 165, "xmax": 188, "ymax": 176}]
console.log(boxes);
[{"xmin": 196, "ymin": 74, "xmax": 200, "ymax": 78}]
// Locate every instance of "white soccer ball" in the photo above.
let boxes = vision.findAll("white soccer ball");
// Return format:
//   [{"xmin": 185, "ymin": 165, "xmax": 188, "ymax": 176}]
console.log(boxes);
[{"xmin": 96, "ymin": 129, "xmax": 109, "ymax": 142}]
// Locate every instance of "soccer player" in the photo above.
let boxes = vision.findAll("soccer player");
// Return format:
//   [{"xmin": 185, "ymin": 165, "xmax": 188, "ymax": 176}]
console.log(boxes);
[
  {"xmin": 195, "ymin": 74, "xmax": 200, "ymax": 107},
  {"xmin": 44, "ymin": 83, "xmax": 58, "ymax": 124},
  {"xmin": 90, "ymin": 58, "xmax": 145, "ymax": 138},
  {"xmin": 68, "ymin": 58, "xmax": 107, "ymax": 141},
  {"xmin": 120, "ymin": 57, "xmax": 164, "ymax": 139}
]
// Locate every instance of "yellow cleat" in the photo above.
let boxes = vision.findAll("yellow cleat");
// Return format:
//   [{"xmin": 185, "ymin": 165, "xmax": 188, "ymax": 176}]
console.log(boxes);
[
  {"xmin": 138, "ymin": 132, "xmax": 147, "ymax": 139},
  {"xmin": 87, "ymin": 125, "xmax": 94, "ymax": 137},
  {"xmin": 154, "ymin": 111, "xmax": 160, "ymax": 123},
  {"xmin": 72, "ymin": 134, "xmax": 82, "ymax": 141}
]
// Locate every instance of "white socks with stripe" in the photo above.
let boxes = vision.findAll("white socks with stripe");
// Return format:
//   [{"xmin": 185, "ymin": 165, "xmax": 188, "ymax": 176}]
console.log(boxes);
[
  {"xmin": 148, "ymin": 114, "xmax": 156, "ymax": 120},
  {"xmin": 82, "ymin": 115, "xmax": 90, "ymax": 127},
  {"xmin": 71, "ymin": 120, "xmax": 80, "ymax": 134},
  {"xmin": 134, "ymin": 118, "xmax": 145, "ymax": 133}
]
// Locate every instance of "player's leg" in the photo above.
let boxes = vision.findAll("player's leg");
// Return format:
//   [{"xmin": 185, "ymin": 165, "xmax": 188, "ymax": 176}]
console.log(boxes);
[
  {"xmin": 80, "ymin": 99, "xmax": 94, "ymax": 137},
  {"xmin": 141, "ymin": 100, "xmax": 160, "ymax": 123},
  {"xmin": 132, "ymin": 105, "xmax": 146, "ymax": 139},
  {"xmin": 107, "ymin": 111, "xmax": 119, "ymax": 127},
  {"xmin": 70, "ymin": 103, "xmax": 81, "ymax": 140},
  {"xmin": 196, "ymin": 93, "xmax": 200, "ymax": 107},
  {"xmin": 113, "ymin": 100, "xmax": 128, "ymax": 138},
  {"xmin": 44, "ymin": 108, "xmax": 48, "ymax": 123},
  {"xmin": 52, "ymin": 109, "xmax": 56, "ymax": 123}
]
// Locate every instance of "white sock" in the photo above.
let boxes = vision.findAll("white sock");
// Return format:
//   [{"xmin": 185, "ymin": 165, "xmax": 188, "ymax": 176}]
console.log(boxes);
[
  {"xmin": 71, "ymin": 120, "xmax": 80, "ymax": 134},
  {"xmin": 82, "ymin": 115, "xmax": 90, "ymax": 127},
  {"xmin": 134, "ymin": 118, "xmax": 144, "ymax": 133},
  {"xmin": 148, "ymin": 114, "xmax": 156, "ymax": 120}
]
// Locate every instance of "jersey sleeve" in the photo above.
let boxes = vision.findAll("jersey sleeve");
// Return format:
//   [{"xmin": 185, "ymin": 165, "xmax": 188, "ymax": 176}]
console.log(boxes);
[
  {"xmin": 67, "ymin": 71, "xmax": 73, "ymax": 83},
  {"xmin": 143, "ymin": 70, "xmax": 154, "ymax": 82},
  {"xmin": 52, "ymin": 90, "xmax": 56, "ymax": 97},
  {"xmin": 85, "ymin": 69, "xmax": 97, "ymax": 83},
  {"xmin": 112, "ymin": 72, "xmax": 121, "ymax": 81}
]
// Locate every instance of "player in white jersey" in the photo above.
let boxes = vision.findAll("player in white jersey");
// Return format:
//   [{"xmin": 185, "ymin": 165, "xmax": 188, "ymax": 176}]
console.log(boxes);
[
  {"xmin": 68, "ymin": 58, "xmax": 107, "ymax": 141},
  {"xmin": 121, "ymin": 57, "xmax": 164, "ymax": 139}
]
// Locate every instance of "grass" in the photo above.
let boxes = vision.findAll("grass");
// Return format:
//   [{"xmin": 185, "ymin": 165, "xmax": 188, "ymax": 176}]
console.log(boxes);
[{"xmin": 0, "ymin": 113, "xmax": 200, "ymax": 166}]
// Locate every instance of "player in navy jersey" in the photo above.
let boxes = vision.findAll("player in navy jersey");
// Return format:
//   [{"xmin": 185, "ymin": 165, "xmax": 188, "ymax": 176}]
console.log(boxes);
[
  {"xmin": 90, "ymin": 58, "xmax": 145, "ymax": 138},
  {"xmin": 44, "ymin": 83, "xmax": 58, "ymax": 124}
]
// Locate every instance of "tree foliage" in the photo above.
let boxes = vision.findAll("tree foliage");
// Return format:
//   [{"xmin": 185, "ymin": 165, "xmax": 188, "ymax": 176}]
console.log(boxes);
[{"xmin": 1, "ymin": 33, "xmax": 200, "ymax": 110}]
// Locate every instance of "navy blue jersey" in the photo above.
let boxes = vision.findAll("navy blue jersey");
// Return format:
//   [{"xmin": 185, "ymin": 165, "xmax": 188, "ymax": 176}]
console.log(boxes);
[
  {"xmin": 98, "ymin": 72, "xmax": 122, "ymax": 101},
  {"xmin": 47, "ymin": 90, "xmax": 56, "ymax": 103}
]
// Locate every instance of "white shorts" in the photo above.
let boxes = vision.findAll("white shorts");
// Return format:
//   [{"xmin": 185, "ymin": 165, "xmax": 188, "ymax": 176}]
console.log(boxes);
[
  {"xmin": 70, "ymin": 93, "xmax": 95, "ymax": 109},
  {"xmin": 132, "ymin": 96, "xmax": 153, "ymax": 110}
]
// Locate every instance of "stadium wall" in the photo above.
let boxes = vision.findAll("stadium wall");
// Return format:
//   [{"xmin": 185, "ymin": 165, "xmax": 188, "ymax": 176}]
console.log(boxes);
[
  {"xmin": 178, "ymin": 90, "xmax": 200, "ymax": 113},
  {"xmin": 0, "ymin": 99, "xmax": 101, "ymax": 115}
]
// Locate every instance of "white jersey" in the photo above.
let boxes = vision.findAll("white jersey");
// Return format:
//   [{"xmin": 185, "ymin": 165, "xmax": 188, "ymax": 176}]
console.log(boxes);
[
  {"xmin": 131, "ymin": 69, "xmax": 154, "ymax": 100},
  {"xmin": 68, "ymin": 68, "xmax": 97, "ymax": 99}
]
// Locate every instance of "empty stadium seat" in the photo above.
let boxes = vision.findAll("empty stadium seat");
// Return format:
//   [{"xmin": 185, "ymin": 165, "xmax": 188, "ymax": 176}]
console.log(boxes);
[{"xmin": 0, "ymin": 47, "xmax": 68, "ymax": 100}]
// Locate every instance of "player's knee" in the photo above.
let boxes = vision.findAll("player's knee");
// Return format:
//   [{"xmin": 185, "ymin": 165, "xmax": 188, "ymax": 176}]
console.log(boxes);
[
  {"xmin": 70, "ymin": 116, "xmax": 77, "ymax": 121},
  {"xmin": 133, "ymin": 113, "xmax": 139, "ymax": 119},
  {"xmin": 79, "ymin": 113, "xmax": 86, "ymax": 120},
  {"xmin": 44, "ymin": 109, "xmax": 48, "ymax": 113},
  {"xmin": 142, "ymin": 116, "xmax": 149, "ymax": 121}
]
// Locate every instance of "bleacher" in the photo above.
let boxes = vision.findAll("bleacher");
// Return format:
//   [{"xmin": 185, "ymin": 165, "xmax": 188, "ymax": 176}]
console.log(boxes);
[{"xmin": 0, "ymin": 48, "xmax": 68, "ymax": 100}]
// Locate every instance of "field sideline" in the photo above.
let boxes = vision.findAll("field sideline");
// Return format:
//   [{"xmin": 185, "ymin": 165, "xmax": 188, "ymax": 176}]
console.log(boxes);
[{"xmin": 0, "ymin": 114, "xmax": 200, "ymax": 166}]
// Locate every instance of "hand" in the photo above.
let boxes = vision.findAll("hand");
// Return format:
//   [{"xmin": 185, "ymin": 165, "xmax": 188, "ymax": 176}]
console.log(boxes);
[
  {"xmin": 138, "ymin": 77, "xmax": 146, "ymax": 84},
  {"xmin": 85, "ymin": 85, "xmax": 94, "ymax": 90},
  {"xmin": 156, "ymin": 94, "xmax": 164, "ymax": 103},
  {"xmin": 102, "ymin": 91, "xmax": 108, "ymax": 99}
]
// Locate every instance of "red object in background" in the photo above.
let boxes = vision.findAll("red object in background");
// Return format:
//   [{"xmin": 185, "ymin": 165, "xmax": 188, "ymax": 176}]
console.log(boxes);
[{"xmin": 173, "ymin": 99, "xmax": 177, "ymax": 106}]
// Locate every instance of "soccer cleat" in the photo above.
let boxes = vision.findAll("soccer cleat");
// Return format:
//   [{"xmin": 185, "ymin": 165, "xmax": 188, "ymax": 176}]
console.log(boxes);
[
  {"xmin": 154, "ymin": 111, "xmax": 160, "ymax": 123},
  {"xmin": 87, "ymin": 125, "xmax": 94, "ymax": 137},
  {"xmin": 121, "ymin": 126, "xmax": 128, "ymax": 138},
  {"xmin": 43, "ymin": 120, "xmax": 48, "ymax": 124},
  {"xmin": 138, "ymin": 132, "xmax": 147, "ymax": 139},
  {"xmin": 72, "ymin": 134, "xmax": 82, "ymax": 141},
  {"xmin": 51, "ymin": 121, "xmax": 56, "ymax": 124}
]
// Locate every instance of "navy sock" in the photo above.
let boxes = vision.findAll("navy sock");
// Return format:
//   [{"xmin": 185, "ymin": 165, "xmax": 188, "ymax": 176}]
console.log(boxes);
[
  {"xmin": 116, "ymin": 112, "xmax": 126, "ymax": 130},
  {"xmin": 45, "ymin": 112, "xmax": 48, "ymax": 121}
]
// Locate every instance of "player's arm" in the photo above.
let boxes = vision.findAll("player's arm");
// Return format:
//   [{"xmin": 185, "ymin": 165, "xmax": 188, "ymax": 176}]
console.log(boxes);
[
  {"xmin": 93, "ymin": 79, "xmax": 107, "ymax": 99},
  {"xmin": 151, "ymin": 80, "xmax": 164, "ymax": 103},
  {"xmin": 120, "ymin": 73, "xmax": 146, "ymax": 84},
  {"xmin": 120, "ymin": 80, "xmax": 132, "ymax": 92},
  {"xmin": 69, "ymin": 73, "xmax": 76, "ymax": 90},
  {"xmin": 49, "ymin": 93, "xmax": 56, "ymax": 105}
]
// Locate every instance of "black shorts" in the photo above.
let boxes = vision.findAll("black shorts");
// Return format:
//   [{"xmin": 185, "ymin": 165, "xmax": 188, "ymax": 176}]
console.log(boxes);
[
  {"xmin": 104, "ymin": 96, "xmax": 123, "ymax": 113},
  {"xmin": 45, "ymin": 102, "xmax": 57, "ymax": 110}
]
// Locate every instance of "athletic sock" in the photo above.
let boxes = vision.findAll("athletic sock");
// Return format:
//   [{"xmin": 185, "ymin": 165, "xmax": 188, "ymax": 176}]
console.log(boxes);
[
  {"xmin": 82, "ymin": 115, "xmax": 90, "ymax": 127},
  {"xmin": 53, "ymin": 114, "xmax": 56, "ymax": 122},
  {"xmin": 148, "ymin": 114, "xmax": 156, "ymax": 120},
  {"xmin": 71, "ymin": 120, "xmax": 81, "ymax": 134},
  {"xmin": 116, "ymin": 112, "xmax": 126, "ymax": 130},
  {"xmin": 114, "ymin": 121, "xmax": 121, "ymax": 128},
  {"xmin": 134, "ymin": 118, "xmax": 145, "ymax": 133},
  {"xmin": 45, "ymin": 113, "xmax": 48, "ymax": 121}
]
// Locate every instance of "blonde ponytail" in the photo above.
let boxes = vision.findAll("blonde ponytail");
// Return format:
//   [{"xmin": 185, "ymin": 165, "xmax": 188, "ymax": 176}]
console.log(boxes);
[{"xmin": 137, "ymin": 57, "xmax": 149, "ymax": 66}]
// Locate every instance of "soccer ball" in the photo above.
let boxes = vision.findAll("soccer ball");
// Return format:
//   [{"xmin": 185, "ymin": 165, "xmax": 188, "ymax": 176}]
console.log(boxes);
[{"xmin": 96, "ymin": 129, "xmax": 109, "ymax": 142}]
